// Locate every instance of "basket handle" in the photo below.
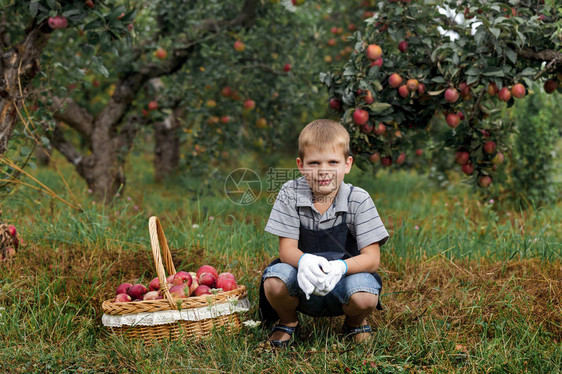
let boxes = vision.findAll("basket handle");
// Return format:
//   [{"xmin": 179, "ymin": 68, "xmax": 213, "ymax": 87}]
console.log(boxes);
[{"xmin": 148, "ymin": 216, "xmax": 177, "ymax": 309}]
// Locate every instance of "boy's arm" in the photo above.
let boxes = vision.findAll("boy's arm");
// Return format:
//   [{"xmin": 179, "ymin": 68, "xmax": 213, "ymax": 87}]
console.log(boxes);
[
  {"xmin": 279, "ymin": 237, "xmax": 303, "ymax": 268},
  {"xmin": 344, "ymin": 242, "xmax": 380, "ymax": 274}
]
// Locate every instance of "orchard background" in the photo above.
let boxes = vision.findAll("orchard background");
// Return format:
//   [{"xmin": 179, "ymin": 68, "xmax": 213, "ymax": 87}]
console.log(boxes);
[{"xmin": 0, "ymin": 0, "xmax": 561, "ymax": 372}]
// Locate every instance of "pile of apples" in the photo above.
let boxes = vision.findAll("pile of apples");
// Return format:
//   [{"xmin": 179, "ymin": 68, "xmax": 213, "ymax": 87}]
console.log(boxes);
[
  {"xmin": 1, "ymin": 224, "xmax": 21, "ymax": 262},
  {"xmin": 113, "ymin": 265, "xmax": 238, "ymax": 302}
]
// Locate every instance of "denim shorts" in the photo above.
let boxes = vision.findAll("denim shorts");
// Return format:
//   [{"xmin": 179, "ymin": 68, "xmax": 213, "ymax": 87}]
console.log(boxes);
[{"xmin": 262, "ymin": 262, "xmax": 382, "ymax": 317}]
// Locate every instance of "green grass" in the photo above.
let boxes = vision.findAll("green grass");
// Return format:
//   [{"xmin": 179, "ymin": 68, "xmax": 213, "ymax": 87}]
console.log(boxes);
[{"xmin": 0, "ymin": 151, "xmax": 561, "ymax": 373}]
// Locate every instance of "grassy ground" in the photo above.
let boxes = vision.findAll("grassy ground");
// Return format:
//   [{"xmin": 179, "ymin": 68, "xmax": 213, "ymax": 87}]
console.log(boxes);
[{"xmin": 0, "ymin": 151, "xmax": 561, "ymax": 373}]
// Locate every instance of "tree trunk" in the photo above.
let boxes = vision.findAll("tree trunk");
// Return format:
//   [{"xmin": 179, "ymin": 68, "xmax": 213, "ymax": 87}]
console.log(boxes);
[
  {"xmin": 0, "ymin": 23, "xmax": 51, "ymax": 155},
  {"xmin": 154, "ymin": 107, "xmax": 183, "ymax": 182}
]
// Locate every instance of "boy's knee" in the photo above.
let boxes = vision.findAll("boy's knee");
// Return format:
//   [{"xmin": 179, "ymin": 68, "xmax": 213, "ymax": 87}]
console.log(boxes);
[
  {"xmin": 263, "ymin": 277, "xmax": 289, "ymax": 298},
  {"xmin": 348, "ymin": 292, "xmax": 378, "ymax": 312}
]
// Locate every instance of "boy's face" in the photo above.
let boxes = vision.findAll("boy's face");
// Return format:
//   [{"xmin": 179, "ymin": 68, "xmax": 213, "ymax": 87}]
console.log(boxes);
[{"xmin": 296, "ymin": 146, "xmax": 353, "ymax": 200}]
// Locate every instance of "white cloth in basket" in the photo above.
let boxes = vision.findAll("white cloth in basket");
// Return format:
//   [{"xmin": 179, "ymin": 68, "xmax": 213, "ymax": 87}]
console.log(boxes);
[{"xmin": 102, "ymin": 297, "xmax": 251, "ymax": 327}]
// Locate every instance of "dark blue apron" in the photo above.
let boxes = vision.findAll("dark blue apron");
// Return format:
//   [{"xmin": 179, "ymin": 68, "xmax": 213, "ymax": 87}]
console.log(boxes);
[{"xmin": 258, "ymin": 187, "xmax": 383, "ymax": 324}]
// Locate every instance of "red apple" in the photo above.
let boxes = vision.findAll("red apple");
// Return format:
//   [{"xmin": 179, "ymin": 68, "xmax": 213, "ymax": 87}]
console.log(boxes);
[
  {"xmin": 362, "ymin": 91, "xmax": 374, "ymax": 104},
  {"xmin": 8, "ymin": 225, "xmax": 16, "ymax": 237},
  {"xmin": 193, "ymin": 285, "xmax": 212, "ymax": 296},
  {"xmin": 415, "ymin": 149, "xmax": 423, "ymax": 156},
  {"xmin": 511, "ymin": 83, "xmax": 526, "ymax": 98},
  {"xmin": 492, "ymin": 152, "xmax": 504, "ymax": 164},
  {"xmin": 220, "ymin": 116, "xmax": 230, "ymax": 124},
  {"xmin": 370, "ymin": 58, "xmax": 383, "ymax": 67},
  {"xmin": 373, "ymin": 122, "xmax": 386, "ymax": 135},
  {"xmin": 483, "ymin": 141, "xmax": 496, "ymax": 154},
  {"xmin": 188, "ymin": 272, "xmax": 198, "ymax": 282},
  {"xmin": 196, "ymin": 265, "xmax": 219, "ymax": 279},
  {"xmin": 283, "ymin": 63, "xmax": 292, "ymax": 72},
  {"xmin": 369, "ymin": 152, "xmax": 380, "ymax": 164},
  {"xmin": 444, "ymin": 88, "xmax": 459, "ymax": 103},
  {"xmin": 487, "ymin": 82, "xmax": 499, "ymax": 96},
  {"xmin": 361, "ymin": 123, "xmax": 373, "ymax": 134},
  {"xmin": 243, "ymin": 99, "xmax": 255, "ymax": 110},
  {"xmin": 114, "ymin": 293, "xmax": 132, "ymax": 303},
  {"xmin": 498, "ymin": 87, "xmax": 511, "ymax": 102},
  {"xmin": 173, "ymin": 271, "xmax": 193, "ymax": 286},
  {"xmin": 154, "ymin": 48, "xmax": 167, "ymax": 60},
  {"xmin": 406, "ymin": 79, "xmax": 419, "ymax": 92},
  {"xmin": 115, "ymin": 282, "xmax": 132, "ymax": 295},
  {"xmin": 189, "ymin": 279, "xmax": 199, "ymax": 295},
  {"xmin": 544, "ymin": 79, "xmax": 557, "ymax": 94},
  {"xmin": 398, "ymin": 41, "xmax": 408, "ymax": 52},
  {"xmin": 366, "ymin": 44, "xmax": 382, "ymax": 60},
  {"xmin": 85, "ymin": 0, "xmax": 95, "ymax": 9},
  {"xmin": 417, "ymin": 83, "xmax": 426, "ymax": 95},
  {"xmin": 221, "ymin": 86, "xmax": 233, "ymax": 97},
  {"xmin": 199, "ymin": 273, "xmax": 217, "ymax": 288},
  {"xmin": 166, "ymin": 274, "xmax": 175, "ymax": 284},
  {"xmin": 216, "ymin": 277, "xmax": 238, "ymax": 292},
  {"xmin": 395, "ymin": 152, "xmax": 406, "ymax": 165},
  {"xmin": 455, "ymin": 151, "xmax": 470, "ymax": 165},
  {"xmin": 128, "ymin": 284, "xmax": 148, "ymax": 300},
  {"xmin": 148, "ymin": 101, "xmax": 158, "ymax": 111},
  {"xmin": 462, "ymin": 163, "xmax": 474, "ymax": 175},
  {"xmin": 478, "ymin": 176, "xmax": 492, "ymax": 188},
  {"xmin": 381, "ymin": 156, "xmax": 392, "ymax": 167},
  {"xmin": 48, "ymin": 16, "xmax": 68, "ymax": 29},
  {"xmin": 234, "ymin": 40, "xmax": 245, "ymax": 52},
  {"xmin": 353, "ymin": 108, "xmax": 369, "ymax": 125},
  {"xmin": 329, "ymin": 97, "xmax": 342, "ymax": 111},
  {"xmin": 148, "ymin": 277, "xmax": 160, "ymax": 292},
  {"xmin": 143, "ymin": 291, "xmax": 161, "ymax": 300},
  {"xmin": 398, "ymin": 85, "xmax": 410, "ymax": 98},
  {"xmin": 446, "ymin": 113, "xmax": 461, "ymax": 128},
  {"xmin": 127, "ymin": 23, "xmax": 134, "ymax": 31},
  {"xmin": 169, "ymin": 284, "xmax": 189, "ymax": 298},
  {"xmin": 389, "ymin": 73, "xmax": 403, "ymax": 88}
]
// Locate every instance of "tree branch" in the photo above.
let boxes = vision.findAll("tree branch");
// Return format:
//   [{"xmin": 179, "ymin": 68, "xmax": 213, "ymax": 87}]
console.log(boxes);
[
  {"xmin": 519, "ymin": 48, "xmax": 562, "ymax": 72},
  {"xmin": 48, "ymin": 123, "xmax": 86, "ymax": 170},
  {"xmin": 50, "ymin": 96, "xmax": 94, "ymax": 139},
  {"xmin": 99, "ymin": 0, "xmax": 260, "ymax": 132}
]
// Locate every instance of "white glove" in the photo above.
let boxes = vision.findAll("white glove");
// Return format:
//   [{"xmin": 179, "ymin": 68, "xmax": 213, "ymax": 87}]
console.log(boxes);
[
  {"xmin": 317, "ymin": 259, "xmax": 347, "ymax": 295},
  {"xmin": 297, "ymin": 254, "xmax": 330, "ymax": 300}
]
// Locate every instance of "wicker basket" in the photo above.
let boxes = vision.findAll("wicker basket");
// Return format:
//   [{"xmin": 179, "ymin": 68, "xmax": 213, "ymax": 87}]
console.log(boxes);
[{"xmin": 101, "ymin": 216, "xmax": 249, "ymax": 344}]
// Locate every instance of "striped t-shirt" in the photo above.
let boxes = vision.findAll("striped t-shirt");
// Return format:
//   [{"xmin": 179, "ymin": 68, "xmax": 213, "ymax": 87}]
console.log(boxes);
[{"xmin": 265, "ymin": 177, "xmax": 389, "ymax": 251}]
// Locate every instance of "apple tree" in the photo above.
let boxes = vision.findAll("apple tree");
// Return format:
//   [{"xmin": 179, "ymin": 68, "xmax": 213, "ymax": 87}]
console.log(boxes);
[{"xmin": 322, "ymin": 0, "xmax": 561, "ymax": 197}]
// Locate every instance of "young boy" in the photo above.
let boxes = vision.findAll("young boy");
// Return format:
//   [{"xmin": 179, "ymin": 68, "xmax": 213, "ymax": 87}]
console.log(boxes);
[{"xmin": 259, "ymin": 119, "xmax": 389, "ymax": 346}]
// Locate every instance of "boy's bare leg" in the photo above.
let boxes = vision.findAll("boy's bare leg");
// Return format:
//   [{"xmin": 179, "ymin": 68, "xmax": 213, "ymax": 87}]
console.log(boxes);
[
  {"xmin": 342, "ymin": 292, "xmax": 378, "ymax": 342},
  {"xmin": 263, "ymin": 277, "xmax": 299, "ymax": 342}
]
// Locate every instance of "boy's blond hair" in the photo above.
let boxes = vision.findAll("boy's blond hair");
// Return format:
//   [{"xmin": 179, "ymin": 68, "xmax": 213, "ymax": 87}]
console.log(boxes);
[{"xmin": 298, "ymin": 119, "xmax": 350, "ymax": 160}]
